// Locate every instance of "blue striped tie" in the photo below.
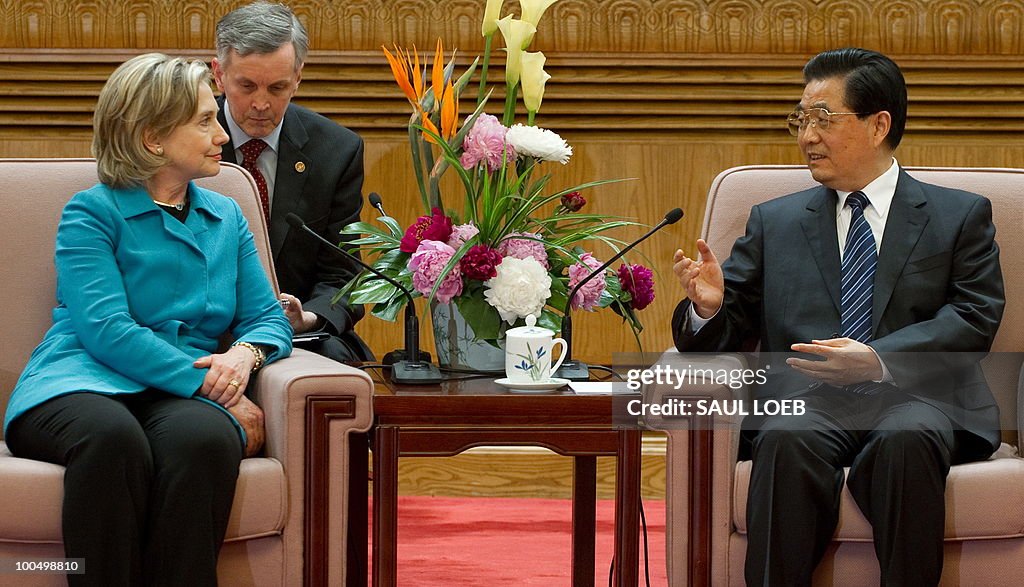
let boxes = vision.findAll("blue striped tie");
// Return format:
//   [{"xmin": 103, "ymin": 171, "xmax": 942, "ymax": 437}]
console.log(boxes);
[{"xmin": 840, "ymin": 191, "xmax": 882, "ymax": 394}]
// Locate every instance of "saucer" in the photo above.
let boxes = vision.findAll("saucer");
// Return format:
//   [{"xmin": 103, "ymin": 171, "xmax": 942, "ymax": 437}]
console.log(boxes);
[{"xmin": 494, "ymin": 377, "xmax": 571, "ymax": 392}]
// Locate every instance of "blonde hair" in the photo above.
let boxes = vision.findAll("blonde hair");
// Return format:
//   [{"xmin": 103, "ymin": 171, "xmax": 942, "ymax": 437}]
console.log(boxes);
[{"xmin": 92, "ymin": 53, "xmax": 212, "ymax": 188}]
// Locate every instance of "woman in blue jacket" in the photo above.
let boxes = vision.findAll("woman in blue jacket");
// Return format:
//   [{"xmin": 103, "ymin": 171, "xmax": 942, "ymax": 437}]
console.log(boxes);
[{"xmin": 3, "ymin": 53, "xmax": 293, "ymax": 586}]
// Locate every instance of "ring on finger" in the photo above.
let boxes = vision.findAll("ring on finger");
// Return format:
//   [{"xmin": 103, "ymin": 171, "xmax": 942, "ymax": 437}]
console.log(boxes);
[{"xmin": 229, "ymin": 379, "xmax": 240, "ymax": 388}]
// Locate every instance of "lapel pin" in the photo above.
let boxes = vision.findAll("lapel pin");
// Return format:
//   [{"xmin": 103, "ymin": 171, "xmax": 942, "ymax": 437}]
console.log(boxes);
[{"xmin": 295, "ymin": 161, "xmax": 306, "ymax": 173}]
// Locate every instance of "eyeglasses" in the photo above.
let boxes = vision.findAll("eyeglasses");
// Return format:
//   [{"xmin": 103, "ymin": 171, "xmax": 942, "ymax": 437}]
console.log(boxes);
[{"xmin": 786, "ymin": 108, "xmax": 865, "ymax": 136}]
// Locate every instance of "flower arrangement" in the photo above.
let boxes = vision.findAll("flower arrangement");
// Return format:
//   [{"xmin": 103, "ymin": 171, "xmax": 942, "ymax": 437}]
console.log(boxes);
[{"xmin": 339, "ymin": 0, "xmax": 655, "ymax": 352}]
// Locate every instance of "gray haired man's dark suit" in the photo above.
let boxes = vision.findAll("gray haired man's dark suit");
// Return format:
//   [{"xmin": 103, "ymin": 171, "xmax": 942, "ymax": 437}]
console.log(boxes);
[
  {"xmin": 672, "ymin": 168, "xmax": 1004, "ymax": 584},
  {"xmin": 218, "ymin": 97, "xmax": 372, "ymax": 362}
]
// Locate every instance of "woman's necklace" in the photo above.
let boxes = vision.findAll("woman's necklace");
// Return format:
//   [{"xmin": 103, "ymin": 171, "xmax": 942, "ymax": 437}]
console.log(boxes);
[{"xmin": 153, "ymin": 198, "xmax": 186, "ymax": 211}]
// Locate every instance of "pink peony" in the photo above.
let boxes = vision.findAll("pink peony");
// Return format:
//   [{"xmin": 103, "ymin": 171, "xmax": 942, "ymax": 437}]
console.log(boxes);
[
  {"xmin": 408, "ymin": 240, "xmax": 463, "ymax": 303},
  {"xmin": 568, "ymin": 253, "xmax": 606, "ymax": 311},
  {"xmin": 460, "ymin": 244, "xmax": 504, "ymax": 281},
  {"xmin": 400, "ymin": 207, "xmax": 453, "ymax": 253},
  {"xmin": 617, "ymin": 263, "xmax": 655, "ymax": 310},
  {"xmin": 560, "ymin": 191, "xmax": 586, "ymax": 212},
  {"xmin": 459, "ymin": 114, "xmax": 516, "ymax": 172},
  {"xmin": 497, "ymin": 232, "xmax": 549, "ymax": 269},
  {"xmin": 447, "ymin": 223, "xmax": 480, "ymax": 249}
]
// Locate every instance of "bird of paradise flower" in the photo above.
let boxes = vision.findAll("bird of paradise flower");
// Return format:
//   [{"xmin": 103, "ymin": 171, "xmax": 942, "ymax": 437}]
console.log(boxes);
[{"xmin": 381, "ymin": 40, "xmax": 489, "ymax": 213}]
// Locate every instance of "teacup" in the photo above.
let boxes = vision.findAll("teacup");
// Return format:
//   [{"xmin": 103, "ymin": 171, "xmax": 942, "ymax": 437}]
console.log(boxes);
[{"xmin": 505, "ymin": 314, "xmax": 567, "ymax": 383}]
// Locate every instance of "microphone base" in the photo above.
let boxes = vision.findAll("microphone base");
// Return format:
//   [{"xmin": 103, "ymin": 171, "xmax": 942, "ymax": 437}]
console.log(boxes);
[
  {"xmin": 554, "ymin": 360, "xmax": 590, "ymax": 382},
  {"xmin": 381, "ymin": 349, "xmax": 432, "ymax": 366},
  {"xmin": 391, "ymin": 360, "xmax": 444, "ymax": 385}
]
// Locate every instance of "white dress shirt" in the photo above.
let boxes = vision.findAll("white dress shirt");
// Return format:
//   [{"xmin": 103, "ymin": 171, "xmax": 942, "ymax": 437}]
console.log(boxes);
[{"xmin": 222, "ymin": 99, "xmax": 285, "ymax": 205}]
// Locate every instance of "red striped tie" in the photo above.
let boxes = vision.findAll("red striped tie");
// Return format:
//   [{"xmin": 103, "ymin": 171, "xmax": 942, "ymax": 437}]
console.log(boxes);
[{"xmin": 239, "ymin": 139, "xmax": 270, "ymax": 220}]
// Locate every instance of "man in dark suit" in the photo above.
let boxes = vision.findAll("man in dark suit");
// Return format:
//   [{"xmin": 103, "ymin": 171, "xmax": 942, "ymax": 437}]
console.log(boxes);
[
  {"xmin": 672, "ymin": 48, "xmax": 1004, "ymax": 585},
  {"xmin": 212, "ymin": 1, "xmax": 371, "ymax": 362}
]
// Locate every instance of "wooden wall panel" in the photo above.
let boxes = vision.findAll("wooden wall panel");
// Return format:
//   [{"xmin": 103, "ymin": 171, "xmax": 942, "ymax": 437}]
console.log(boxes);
[
  {"xmin": 2, "ymin": 0, "xmax": 1024, "ymax": 55},
  {"xmin": 1, "ymin": 0, "xmax": 1022, "ymax": 363}
]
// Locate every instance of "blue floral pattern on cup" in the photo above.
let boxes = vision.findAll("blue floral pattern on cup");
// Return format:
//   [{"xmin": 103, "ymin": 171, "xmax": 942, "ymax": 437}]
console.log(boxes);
[{"xmin": 513, "ymin": 343, "xmax": 549, "ymax": 382}]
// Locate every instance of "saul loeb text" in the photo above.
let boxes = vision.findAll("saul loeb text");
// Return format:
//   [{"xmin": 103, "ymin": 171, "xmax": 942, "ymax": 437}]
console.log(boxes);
[{"xmin": 626, "ymin": 398, "xmax": 806, "ymax": 417}]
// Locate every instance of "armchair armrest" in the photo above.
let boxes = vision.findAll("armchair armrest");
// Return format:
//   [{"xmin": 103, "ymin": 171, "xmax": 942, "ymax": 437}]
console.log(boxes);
[
  {"xmin": 643, "ymin": 351, "xmax": 752, "ymax": 431},
  {"xmin": 645, "ymin": 350, "xmax": 749, "ymax": 584},
  {"xmin": 251, "ymin": 348, "xmax": 373, "ymax": 461},
  {"xmin": 248, "ymin": 347, "xmax": 374, "ymax": 586},
  {"xmin": 1018, "ymin": 365, "xmax": 1024, "ymax": 453}
]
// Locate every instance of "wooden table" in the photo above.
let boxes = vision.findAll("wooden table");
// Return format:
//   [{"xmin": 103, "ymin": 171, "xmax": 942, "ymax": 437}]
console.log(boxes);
[{"xmin": 368, "ymin": 371, "xmax": 643, "ymax": 586}]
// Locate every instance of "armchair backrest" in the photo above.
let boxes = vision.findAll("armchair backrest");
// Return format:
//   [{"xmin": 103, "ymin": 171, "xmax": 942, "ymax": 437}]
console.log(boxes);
[
  {"xmin": 0, "ymin": 159, "xmax": 272, "ymax": 438},
  {"xmin": 702, "ymin": 165, "xmax": 1024, "ymax": 441}
]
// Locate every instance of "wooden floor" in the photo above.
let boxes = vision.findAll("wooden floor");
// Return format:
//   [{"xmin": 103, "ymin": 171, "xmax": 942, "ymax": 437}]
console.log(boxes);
[{"xmin": 376, "ymin": 432, "xmax": 667, "ymax": 500}]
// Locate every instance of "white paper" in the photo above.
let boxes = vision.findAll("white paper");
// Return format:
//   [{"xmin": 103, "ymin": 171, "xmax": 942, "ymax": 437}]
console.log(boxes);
[{"xmin": 569, "ymin": 381, "xmax": 623, "ymax": 394}]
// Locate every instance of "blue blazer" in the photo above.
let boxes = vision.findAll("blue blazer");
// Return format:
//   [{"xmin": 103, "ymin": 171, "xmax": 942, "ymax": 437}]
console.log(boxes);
[{"xmin": 4, "ymin": 181, "xmax": 293, "ymax": 438}]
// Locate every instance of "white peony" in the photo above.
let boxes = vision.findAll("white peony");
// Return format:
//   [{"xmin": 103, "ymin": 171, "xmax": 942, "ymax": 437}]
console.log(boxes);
[
  {"xmin": 483, "ymin": 256, "xmax": 552, "ymax": 324},
  {"xmin": 505, "ymin": 124, "xmax": 572, "ymax": 164}
]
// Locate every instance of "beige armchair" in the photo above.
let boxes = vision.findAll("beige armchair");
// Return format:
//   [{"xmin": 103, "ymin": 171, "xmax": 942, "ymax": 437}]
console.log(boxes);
[
  {"xmin": 0, "ymin": 159, "xmax": 373, "ymax": 586},
  {"xmin": 652, "ymin": 166, "xmax": 1024, "ymax": 585}
]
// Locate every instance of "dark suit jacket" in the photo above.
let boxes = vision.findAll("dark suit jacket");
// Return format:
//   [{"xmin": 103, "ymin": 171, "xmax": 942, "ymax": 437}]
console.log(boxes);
[
  {"xmin": 218, "ymin": 98, "xmax": 372, "ymax": 361},
  {"xmin": 673, "ymin": 168, "xmax": 1004, "ymax": 451}
]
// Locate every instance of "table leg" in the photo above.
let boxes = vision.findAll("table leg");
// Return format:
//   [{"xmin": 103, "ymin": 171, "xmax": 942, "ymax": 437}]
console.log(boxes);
[
  {"xmin": 690, "ymin": 427, "xmax": 713, "ymax": 587},
  {"xmin": 614, "ymin": 430, "xmax": 642, "ymax": 586},
  {"xmin": 347, "ymin": 432, "xmax": 369, "ymax": 587},
  {"xmin": 571, "ymin": 455, "xmax": 597, "ymax": 586},
  {"xmin": 372, "ymin": 425, "xmax": 399, "ymax": 587}
]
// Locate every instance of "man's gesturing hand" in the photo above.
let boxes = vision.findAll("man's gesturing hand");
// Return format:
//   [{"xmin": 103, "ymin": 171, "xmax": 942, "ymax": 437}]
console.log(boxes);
[{"xmin": 673, "ymin": 239, "xmax": 725, "ymax": 319}]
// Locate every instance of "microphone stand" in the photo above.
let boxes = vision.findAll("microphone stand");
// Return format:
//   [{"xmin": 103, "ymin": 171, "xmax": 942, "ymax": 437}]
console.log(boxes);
[
  {"xmin": 555, "ymin": 208, "xmax": 684, "ymax": 381},
  {"xmin": 285, "ymin": 213, "xmax": 443, "ymax": 384}
]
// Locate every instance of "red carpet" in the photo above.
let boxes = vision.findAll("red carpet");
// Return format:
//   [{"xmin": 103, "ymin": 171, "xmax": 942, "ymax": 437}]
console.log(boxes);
[{"xmin": 370, "ymin": 496, "xmax": 667, "ymax": 586}]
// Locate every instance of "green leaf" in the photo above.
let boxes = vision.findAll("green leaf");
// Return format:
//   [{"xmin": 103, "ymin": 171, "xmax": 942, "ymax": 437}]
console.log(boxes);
[
  {"xmin": 546, "ymin": 279, "xmax": 569, "ymax": 315},
  {"xmin": 341, "ymin": 221, "xmax": 398, "ymax": 240},
  {"xmin": 604, "ymin": 273, "xmax": 623, "ymax": 295},
  {"xmin": 366, "ymin": 249, "xmax": 407, "ymax": 271},
  {"xmin": 538, "ymin": 309, "xmax": 562, "ymax": 334},
  {"xmin": 408, "ymin": 114, "xmax": 429, "ymax": 210},
  {"xmin": 333, "ymin": 277, "xmax": 359, "ymax": 304},
  {"xmin": 377, "ymin": 215, "xmax": 404, "ymax": 237},
  {"xmin": 371, "ymin": 294, "xmax": 407, "ymax": 322},
  {"xmin": 347, "ymin": 236, "xmax": 399, "ymax": 248},
  {"xmin": 350, "ymin": 279, "xmax": 402, "ymax": 304},
  {"xmin": 454, "ymin": 295, "xmax": 502, "ymax": 341},
  {"xmin": 453, "ymin": 56, "xmax": 480, "ymax": 94}
]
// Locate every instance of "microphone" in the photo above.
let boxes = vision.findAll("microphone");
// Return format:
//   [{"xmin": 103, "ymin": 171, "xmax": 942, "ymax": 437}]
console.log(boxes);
[
  {"xmin": 556, "ymin": 207, "xmax": 684, "ymax": 381},
  {"xmin": 285, "ymin": 213, "xmax": 443, "ymax": 384},
  {"xmin": 368, "ymin": 192, "xmax": 387, "ymax": 217},
  {"xmin": 362, "ymin": 193, "xmax": 432, "ymax": 364}
]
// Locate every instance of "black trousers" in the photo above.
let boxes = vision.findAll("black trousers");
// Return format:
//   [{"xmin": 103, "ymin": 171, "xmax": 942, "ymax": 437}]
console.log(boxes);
[
  {"xmin": 6, "ymin": 391, "xmax": 243, "ymax": 587},
  {"xmin": 742, "ymin": 390, "xmax": 991, "ymax": 587}
]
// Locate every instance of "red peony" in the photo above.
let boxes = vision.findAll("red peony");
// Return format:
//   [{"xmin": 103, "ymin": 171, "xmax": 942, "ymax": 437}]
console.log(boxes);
[
  {"xmin": 560, "ymin": 191, "xmax": 586, "ymax": 212},
  {"xmin": 400, "ymin": 207, "xmax": 453, "ymax": 253},
  {"xmin": 459, "ymin": 244, "xmax": 504, "ymax": 281},
  {"xmin": 617, "ymin": 263, "xmax": 655, "ymax": 310}
]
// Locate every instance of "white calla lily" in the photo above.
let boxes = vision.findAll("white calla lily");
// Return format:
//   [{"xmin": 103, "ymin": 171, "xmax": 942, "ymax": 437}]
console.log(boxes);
[
  {"xmin": 482, "ymin": 0, "xmax": 504, "ymax": 36},
  {"xmin": 519, "ymin": 0, "xmax": 559, "ymax": 28},
  {"xmin": 520, "ymin": 51, "xmax": 550, "ymax": 114},
  {"xmin": 496, "ymin": 16, "xmax": 537, "ymax": 86}
]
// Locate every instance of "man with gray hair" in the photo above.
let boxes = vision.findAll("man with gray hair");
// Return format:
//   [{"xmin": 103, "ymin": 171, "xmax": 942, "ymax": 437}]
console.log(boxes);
[{"xmin": 213, "ymin": 1, "xmax": 372, "ymax": 362}]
